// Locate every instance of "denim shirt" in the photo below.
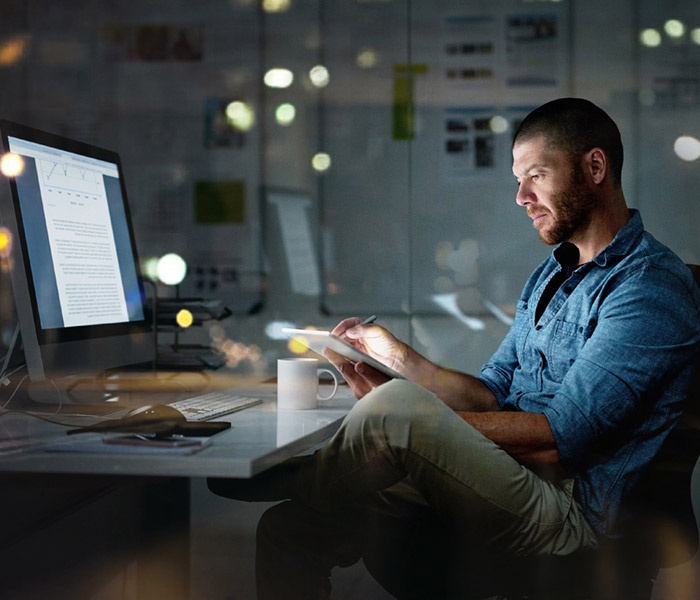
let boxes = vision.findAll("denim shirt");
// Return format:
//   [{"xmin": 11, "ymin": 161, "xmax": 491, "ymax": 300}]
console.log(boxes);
[{"xmin": 479, "ymin": 210, "xmax": 700, "ymax": 537}]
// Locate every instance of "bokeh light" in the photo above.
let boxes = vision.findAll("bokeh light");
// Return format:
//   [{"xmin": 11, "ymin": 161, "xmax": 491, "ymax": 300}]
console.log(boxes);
[
  {"xmin": 489, "ymin": 115, "xmax": 509, "ymax": 134},
  {"xmin": 275, "ymin": 103, "xmax": 296, "ymax": 126},
  {"xmin": 309, "ymin": 65, "xmax": 330, "ymax": 88},
  {"xmin": 674, "ymin": 136, "xmax": 700, "ymax": 162},
  {"xmin": 0, "ymin": 36, "xmax": 28, "ymax": 66},
  {"xmin": 262, "ymin": 0, "xmax": 290, "ymax": 13},
  {"xmin": 356, "ymin": 47, "xmax": 379, "ymax": 69},
  {"xmin": 0, "ymin": 227, "xmax": 12, "ymax": 258},
  {"xmin": 226, "ymin": 100, "xmax": 255, "ymax": 131},
  {"xmin": 264, "ymin": 68, "xmax": 294, "ymax": 89},
  {"xmin": 664, "ymin": 19, "xmax": 685, "ymax": 39},
  {"xmin": 176, "ymin": 308, "xmax": 194, "ymax": 328},
  {"xmin": 157, "ymin": 253, "xmax": 187, "ymax": 286},
  {"xmin": 311, "ymin": 152, "xmax": 331, "ymax": 172},
  {"xmin": 0, "ymin": 153, "xmax": 24, "ymax": 177},
  {"xmin": 640, "ymin": 28, "xmax": 662, "ymax": 47}
]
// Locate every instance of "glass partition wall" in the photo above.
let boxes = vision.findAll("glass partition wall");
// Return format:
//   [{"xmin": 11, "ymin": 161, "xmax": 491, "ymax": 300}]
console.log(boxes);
[{"xmin": 1, "ymin": 0, "xmax": 699, "ymax": 378}]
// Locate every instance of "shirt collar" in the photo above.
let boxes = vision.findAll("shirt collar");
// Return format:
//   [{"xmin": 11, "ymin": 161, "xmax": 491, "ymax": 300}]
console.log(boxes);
[
  {"xmin": 591, "ymin": 208, "xmax": 643, "ymax": 268},
  {"xmin": 552, "ymin": 208, "xmax": 643, "ymax": 269}
]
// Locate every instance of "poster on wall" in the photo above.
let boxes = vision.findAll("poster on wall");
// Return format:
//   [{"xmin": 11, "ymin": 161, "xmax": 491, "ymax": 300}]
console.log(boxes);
[
  {"xmin": 439, "ymin": 6, "xmax": 570, "ymax": 99},
  {"xmin": 440, "ymin": 105, "xmax": 534, "ymax": 178},
  {"xmin": 441, "ymin": 15, "xmax": 499, "ymax": 93},
  {"xmin": 441, "ymin": 107, "xmax": 498, "ymax": 177},
  {"xmin": 434, "ymin": 2, "xmax": 570, "ymax": 179},
  {"xmin": 504, "ymin": 14, "xmax": 561, "ymax": 86}
]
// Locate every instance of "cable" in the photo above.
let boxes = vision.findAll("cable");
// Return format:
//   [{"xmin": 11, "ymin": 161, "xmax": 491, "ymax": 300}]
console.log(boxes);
[
  {"xmin": 1, "ymin": 362, "xmax": 25, "ymax": 384},
  {"xmin": 0, "ymin": 408, "xmax": 80, "ymax": 427},
  {"xmin": 0, "ymin": 363, "xmax": 64, "ymax": 420},
  {"xmin": 1, "ymin": 372, "xmax": 28, "ymax": 410},
  {"xmin": 0, "ymin": 322, "xmax": 20, "ymax": 381},
  {"xmin": 0, "ymin": 374, "xmax": 98, "ymax": 428}
]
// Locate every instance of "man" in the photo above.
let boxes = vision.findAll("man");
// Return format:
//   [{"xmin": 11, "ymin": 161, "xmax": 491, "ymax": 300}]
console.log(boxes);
[{"xmin": 209, "ymin": 98, "xmax": 700, "ymax": 598}]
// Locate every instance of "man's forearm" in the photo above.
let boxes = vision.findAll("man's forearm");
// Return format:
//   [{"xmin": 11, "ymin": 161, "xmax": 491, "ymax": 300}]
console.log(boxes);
[
  {"xmin": 457, "ymin": 410, "xmax": 563, "ymax": 472},
  {"xmin": 403, "ymin": 351, "xmax": 500, "ymax": 412}
]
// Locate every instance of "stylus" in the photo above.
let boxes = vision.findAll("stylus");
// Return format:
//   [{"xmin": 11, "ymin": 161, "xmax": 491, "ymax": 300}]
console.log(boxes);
[{"xmin": 341, "ymin": 315, "xmax": 377, "ymax": 340}]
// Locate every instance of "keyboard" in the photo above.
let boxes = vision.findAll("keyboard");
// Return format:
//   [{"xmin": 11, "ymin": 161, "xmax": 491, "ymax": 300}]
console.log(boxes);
[{"xmin": 168, "ymin": 391, "xmax": 262, "ymax": 421}]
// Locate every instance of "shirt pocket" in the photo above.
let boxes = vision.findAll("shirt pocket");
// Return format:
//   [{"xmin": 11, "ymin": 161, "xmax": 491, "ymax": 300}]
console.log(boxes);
[{"xmin": 545, "ymin": 319, "xmax": 587, "ymax": 382}]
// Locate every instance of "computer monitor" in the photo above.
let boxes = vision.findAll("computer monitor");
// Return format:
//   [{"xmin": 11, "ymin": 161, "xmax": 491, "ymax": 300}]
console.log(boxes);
[{"xmin": 0, "ymin": 120, "xmax": 154, "ymax": 394}]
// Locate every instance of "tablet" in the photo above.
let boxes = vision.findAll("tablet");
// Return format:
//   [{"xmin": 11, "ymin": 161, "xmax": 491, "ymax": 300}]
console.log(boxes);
[{"xmin": 282, "ymin": 328, "xmax": 404, "ymax": 380}]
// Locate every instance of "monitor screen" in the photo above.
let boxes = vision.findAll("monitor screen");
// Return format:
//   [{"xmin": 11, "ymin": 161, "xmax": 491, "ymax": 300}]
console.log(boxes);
[{"xmin": 0, "ymin": 120, "xmax": 154, "ymax": 387}]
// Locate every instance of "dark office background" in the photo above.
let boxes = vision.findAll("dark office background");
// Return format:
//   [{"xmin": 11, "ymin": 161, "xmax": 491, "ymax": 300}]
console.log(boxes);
[{"xmin": 1, "ymin": 1, "xmax": 699, "ymax": 598}]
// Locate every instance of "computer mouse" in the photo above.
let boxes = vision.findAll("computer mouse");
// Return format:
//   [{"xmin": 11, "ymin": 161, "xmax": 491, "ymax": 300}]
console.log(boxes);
[{"xmin": 120, "ymin": 404, "xmax": 187, "ymax": 424}]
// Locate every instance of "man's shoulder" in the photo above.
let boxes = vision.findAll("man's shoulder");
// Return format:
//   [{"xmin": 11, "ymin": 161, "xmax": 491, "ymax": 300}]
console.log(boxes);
[
  {"xmin": 622, "ymin": 231, "xmax": 697, "ymax": 291},
  {"xmin": 602, "ymin": 238, "xmax": 700, "ymax": 333}
]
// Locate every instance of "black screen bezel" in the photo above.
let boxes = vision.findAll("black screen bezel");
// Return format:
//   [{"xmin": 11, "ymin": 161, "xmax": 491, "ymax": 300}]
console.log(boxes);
[{"xmin": 0, "ymin": 120, "xmax": 151, "ymax": 349}]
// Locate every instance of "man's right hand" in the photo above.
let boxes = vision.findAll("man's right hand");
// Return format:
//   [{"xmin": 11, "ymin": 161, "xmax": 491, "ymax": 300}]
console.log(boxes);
[{"xmin": 325, "ymin": 317, "xmax": 407, "ymax": 398}]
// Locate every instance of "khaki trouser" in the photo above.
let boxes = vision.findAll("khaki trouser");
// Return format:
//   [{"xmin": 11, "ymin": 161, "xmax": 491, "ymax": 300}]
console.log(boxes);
[{"xmin": 257, "ymin": 378, "xmax": 599, "ymax": 599}]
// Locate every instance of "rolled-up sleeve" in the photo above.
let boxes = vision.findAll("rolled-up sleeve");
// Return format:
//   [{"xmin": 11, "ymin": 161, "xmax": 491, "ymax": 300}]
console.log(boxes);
[
  {"xmin": 543, "ymin": 265, "xmax": 699, "ymax": 470},
  {"xmin": 476, "ymin": 212, "xmax": 700, "ymax": 535}
]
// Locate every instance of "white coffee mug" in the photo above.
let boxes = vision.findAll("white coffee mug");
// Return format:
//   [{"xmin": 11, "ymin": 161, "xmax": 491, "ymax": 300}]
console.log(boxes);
[{"xmin": 277, "ymin": 358, "xmax": 339, "ymax": 410}]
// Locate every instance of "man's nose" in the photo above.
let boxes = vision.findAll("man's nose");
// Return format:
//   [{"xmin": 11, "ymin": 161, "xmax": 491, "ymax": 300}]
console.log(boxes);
[{"xmin": 515, "ymin": 182, "xmax": 532, "ymax": 206}]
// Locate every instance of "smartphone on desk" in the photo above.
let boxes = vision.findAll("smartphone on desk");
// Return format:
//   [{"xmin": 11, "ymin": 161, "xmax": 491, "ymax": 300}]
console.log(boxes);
[
  {"xmin": 173, "ymin": 421, "xmax": 231, "ymax": 436},
  {"xmin": 105, "ymin": 435, "xmax": 210, "ymax": 449},
  {"xmin": 66, "ymin": 419, "xmax": 231, "ymax": 437}
]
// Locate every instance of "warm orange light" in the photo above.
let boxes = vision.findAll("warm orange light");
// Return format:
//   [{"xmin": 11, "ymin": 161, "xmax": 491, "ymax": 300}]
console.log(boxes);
[
  {"xmin": 0, "ymin": 227, "xmax": 12, "ymax": 257},
  {"xmin": 0, "ymin": 37, "xmax": 27, "ymax": 66}
]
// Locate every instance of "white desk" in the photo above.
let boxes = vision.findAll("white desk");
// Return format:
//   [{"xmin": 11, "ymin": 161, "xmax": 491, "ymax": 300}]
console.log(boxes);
[
  {"xmin": 0, "ymin": 382, "xmax": 355, "ymax": 600},
  {"xmin": 0, "ymin": 383, "xmax": 355, "ymax": 478}
]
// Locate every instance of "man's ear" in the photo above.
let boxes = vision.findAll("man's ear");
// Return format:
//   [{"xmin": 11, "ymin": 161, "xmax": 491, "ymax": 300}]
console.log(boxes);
[{"xmin": 586, "ymin": 148, "xmax": 607, "ymax": 184}]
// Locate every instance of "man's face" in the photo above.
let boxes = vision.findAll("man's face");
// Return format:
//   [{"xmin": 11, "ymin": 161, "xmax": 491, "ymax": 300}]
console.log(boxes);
[{"xmin": 512, "ymin": 136, "xmax": 596, "ymax": 246}]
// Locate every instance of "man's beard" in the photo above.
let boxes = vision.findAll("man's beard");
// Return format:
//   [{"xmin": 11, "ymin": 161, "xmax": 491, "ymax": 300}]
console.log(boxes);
[{"xmin": 536, "ymin": 168, "xmax": 596, "ymax": 246}]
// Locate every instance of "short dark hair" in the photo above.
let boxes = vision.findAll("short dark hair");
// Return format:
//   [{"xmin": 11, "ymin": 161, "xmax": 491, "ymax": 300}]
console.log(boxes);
[{"xmin": 513, "ymin": 98, "xmax": 624, "ymax": 186}]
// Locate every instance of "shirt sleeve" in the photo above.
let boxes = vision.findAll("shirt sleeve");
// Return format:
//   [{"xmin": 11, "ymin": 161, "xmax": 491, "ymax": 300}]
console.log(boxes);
[
  {"xmin": 543, "ymin": 264, "xmax": 699, "ymax": 470},
  {"xmin": 479, "ymin": 260, "xmax": 550, "ymax": 403},
  {"xmin": 478, "ymin": 311, "xmax": 521, "ymax": 403}
]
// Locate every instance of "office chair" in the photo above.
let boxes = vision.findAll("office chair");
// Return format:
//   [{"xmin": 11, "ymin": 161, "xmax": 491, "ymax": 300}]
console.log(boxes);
[{"xmin": 363, "ymin": 264, "xmax": 700, "ymax": 600}]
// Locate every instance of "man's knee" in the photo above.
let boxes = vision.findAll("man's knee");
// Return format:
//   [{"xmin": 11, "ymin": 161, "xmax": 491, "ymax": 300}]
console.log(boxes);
[
  {"xmin": 344, "ymin": 379, "xmax": 444, "ymax": 440},
  {"xmin": 353, "ymin": 379, "xmax": 438, "ymax": 418}
]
